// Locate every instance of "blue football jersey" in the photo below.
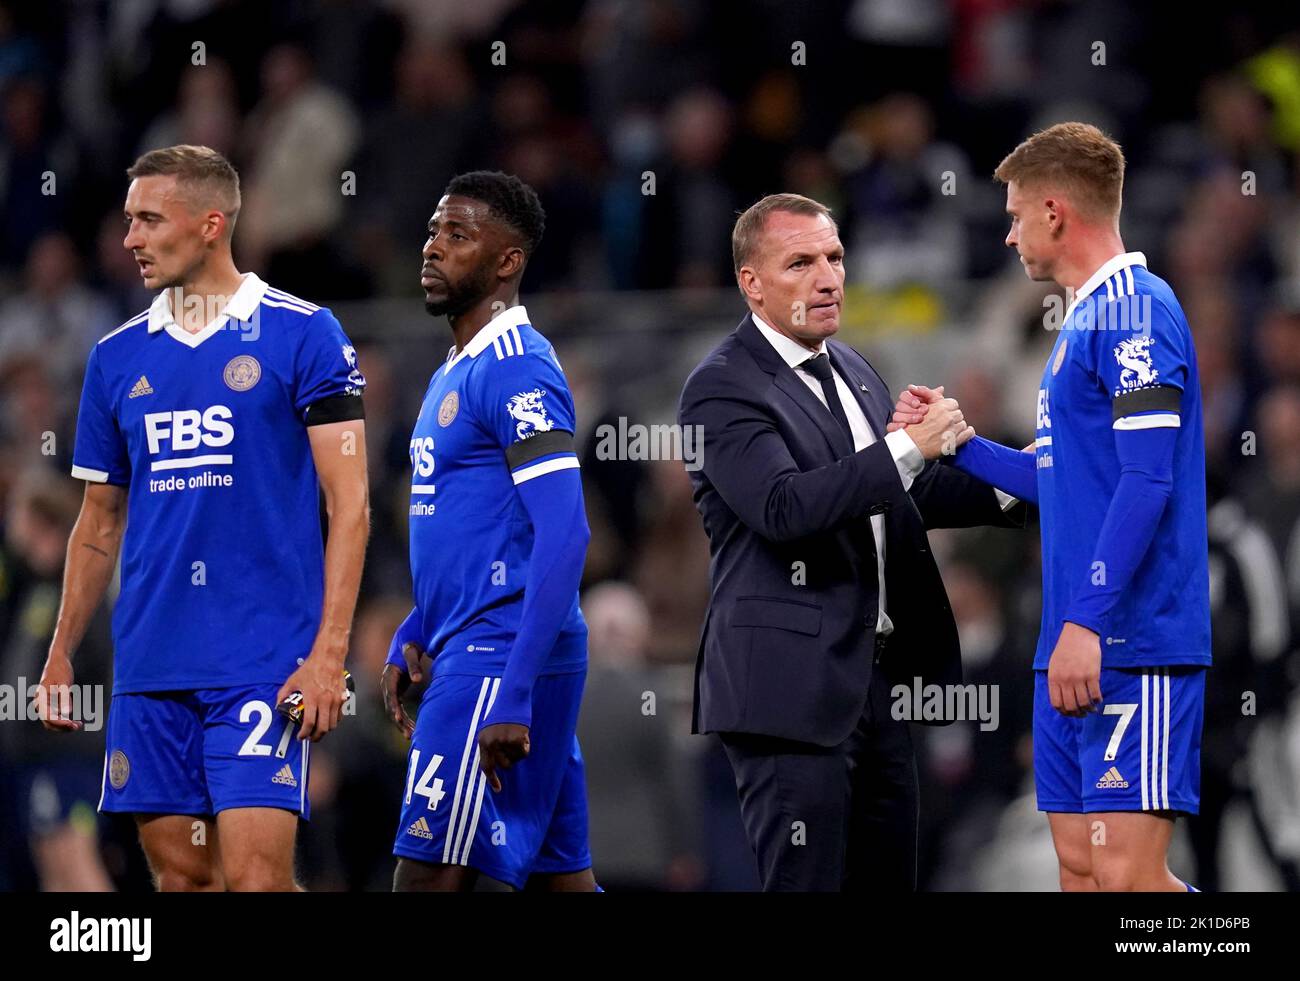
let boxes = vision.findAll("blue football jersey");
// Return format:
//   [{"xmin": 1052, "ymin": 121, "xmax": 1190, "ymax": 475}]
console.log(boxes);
[
  {"xmin": 1033, "ymin": 253, "xmax": 1210, "ymax": 669},
  {"xmin": 405, "ymin": 304, "xmax": 587, "ymax": 678},
  {"xmin": 71, "ymin": 274, "xmax": 366, "ymax": 693}
]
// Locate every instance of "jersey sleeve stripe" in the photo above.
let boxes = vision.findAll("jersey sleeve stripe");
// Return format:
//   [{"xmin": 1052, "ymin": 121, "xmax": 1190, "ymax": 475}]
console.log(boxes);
[
  {"xmin": 264, "ymin": 287, "xmax": 320, "ymax": 310},
  {"xmin": 505, "ymin": 429, "xmax": 575, "ymax": 468},
  {"xmin": 261, "ymin": 297, "xmax": 316, "ymax": 316},
  {"xmin": 98, "ymin": 312, "xmax": 149, "ymax": 343},
  {"xmin": 71, "ymin": 464, "xmax": 109, "ymax": 482},
  {"xmin": 1113, "ymin": 412, "xmax": 1181, "ymax": 430},
  {"xmin": 511, "ymin": 455, "xmax": 580, "ymax": 485}
]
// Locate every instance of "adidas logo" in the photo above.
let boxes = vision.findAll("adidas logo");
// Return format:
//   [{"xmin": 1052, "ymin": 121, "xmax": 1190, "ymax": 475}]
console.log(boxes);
[
  {"xmin": 406, "ymin": 816, "xmax": 434, "ymax": 840},
  {"xmin": 271, "ymin": 764, "xmax": 298, "ymax": 787},
  {"xmin": 1096, "ymin": 765, "xmax": 1129, "ymax": 789},
  {"xmin": 128, "ymin": 375, "xmax": 154, "ymax": 398}
]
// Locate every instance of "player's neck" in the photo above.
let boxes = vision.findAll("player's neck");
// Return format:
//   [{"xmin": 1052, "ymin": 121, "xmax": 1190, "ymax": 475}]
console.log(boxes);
[
  {"xmin": 166, "ymin": 260, "xmax": 247, "ymax": 334},
  {"xmin": 448, "ymin": 291, "xmax": 520, "ymax": 353},
  {"xmin": 1055, "ymin": 227, "xmax": 1127, "ymax": 294}
]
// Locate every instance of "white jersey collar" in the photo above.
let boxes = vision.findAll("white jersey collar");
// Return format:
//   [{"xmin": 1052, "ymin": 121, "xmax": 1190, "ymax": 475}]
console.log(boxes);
[
  {"xmin": 1063, "ymin": 251, "xmax": 1146, "ymax": 323},
  {"xmin": 148, "ymin": 273, "xmax": 267, "ymax": 346},
  {"xmin": 447, "ymin": 303, "xmax": 530, "ymax": 370}
]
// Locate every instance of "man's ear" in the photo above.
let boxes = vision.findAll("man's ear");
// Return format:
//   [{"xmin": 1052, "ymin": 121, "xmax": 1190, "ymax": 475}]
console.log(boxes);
[
  {"xmin": 739, "ymin": 266, "xmax": 762, "ymax": 304},
  {"xmin": 1044, "ymin": 197, "xmax": 1066, "ymax": 238},
  {"xmin": 202, "ymin": 210, "xmax": 226, "ymax": 245},
  {"xmin": 498, "ymin": 245, "xmax": 525, "ymax": 280}
]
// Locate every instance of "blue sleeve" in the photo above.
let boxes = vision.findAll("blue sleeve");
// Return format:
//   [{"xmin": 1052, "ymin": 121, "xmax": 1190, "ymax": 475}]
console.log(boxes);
[
  {"xmin": 1063, "ymin": 425, "xmax": 1177, "ymax": 633},
  {"xmin": 71, "ymin": 344, "xmax": 130, "ymax": 486},
  {"xmin": 472, "ymin": 345, "xmax": 580, "ymax": 484},
  {"xmin": 468, "ymin": 344, "xmax": 586, "ymax": 729},
  {"xmin": 480, "ymin": 466, "xmax": 590, "ymax": 730},
  {"xmin": 292, "ymin": 308, "xmax": 367, "ymax": 420},
  {"xmin": 952, "ymin": 436, "xmax": 1039, "ymax": 504},
  {"xmin": 385, "ymin": 606, "xmax": 424, "ymax": 670},
  {"xmin": 1094, "ymin": 294, "xmax": 1188, "ymax": 407}
]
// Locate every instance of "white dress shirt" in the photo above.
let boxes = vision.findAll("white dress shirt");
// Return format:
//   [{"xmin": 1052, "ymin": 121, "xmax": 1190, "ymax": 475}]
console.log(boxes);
[{"xmin": 751, "ymin": 312, "xmax": 924, "ymax": 635}]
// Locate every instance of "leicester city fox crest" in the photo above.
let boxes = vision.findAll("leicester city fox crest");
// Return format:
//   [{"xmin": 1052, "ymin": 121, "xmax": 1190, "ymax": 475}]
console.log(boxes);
[
  {"xmin": 507, "ymin": 388, "xmax": 555, "ymax": 439},
  {"xmin": 1113, "ymin": 336, "xmax": 1158, "ymax": 394}
]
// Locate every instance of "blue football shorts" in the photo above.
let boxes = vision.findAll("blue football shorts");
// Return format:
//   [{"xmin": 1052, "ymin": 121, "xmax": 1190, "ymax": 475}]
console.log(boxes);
[
  {"xmin": 392, "ymin": 670, "xmax": 591, "ymax": 889},
  {"xmin": 1034, "ymin": 666, "xmax": 1205, "ymax": 814},
  {"xmin": 99, "ymin": 684, "xmax": 311, "ymax": 818}
]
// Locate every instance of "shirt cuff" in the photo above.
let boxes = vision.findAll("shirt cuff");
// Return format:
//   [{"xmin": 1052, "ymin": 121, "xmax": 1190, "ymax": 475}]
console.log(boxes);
[
  {"xmin": 884, "ymin": 429, "xmax": 924, "ymax": 491},
  {"xmin": 994, "ymin": 489, "xmax": 1018, "ymax": 511}
]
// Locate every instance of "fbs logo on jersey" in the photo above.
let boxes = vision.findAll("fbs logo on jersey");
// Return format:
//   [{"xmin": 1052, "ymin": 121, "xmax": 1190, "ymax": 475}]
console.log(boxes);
[
  {"xmin": 1096, "ymin": 766, "xmax": 1130, "ymax": 789},
  {"xmin": 406, "ymin": 816, "xmax": 434, "ymax": 840},
  {"xmin": 128, "ymin": 375, "xmax": 154, "ymax": 398},
  {"xmin": 271, "ymin": 764, "xmax": 298, "ymax": 788},
  {"xmin": 144, "ymin": 406, "xmax": 234, "ymax": 456},
  {"xmin": 507, "ymin": 388, "xmax": 554, "ymax": 440}
]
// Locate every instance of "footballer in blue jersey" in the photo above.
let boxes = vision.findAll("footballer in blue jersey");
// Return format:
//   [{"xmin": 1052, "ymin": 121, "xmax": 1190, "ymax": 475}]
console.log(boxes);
[
  {"xmin": 890, "ymin": 124, "xmax": 1208, "ymax": 892},
  {"xmin": 380, "ymin": 171, "xmax": 596, "ymax": 891},
  {"xmin": 39, "ymin": 146, "xmax": 369, "ymax": 891}
]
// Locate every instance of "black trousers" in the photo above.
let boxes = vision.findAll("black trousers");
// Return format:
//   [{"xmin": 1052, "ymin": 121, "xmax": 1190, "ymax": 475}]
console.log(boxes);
[{"xmin": 719, "ymin": 663, "xmax": 918, "ymax": 892}]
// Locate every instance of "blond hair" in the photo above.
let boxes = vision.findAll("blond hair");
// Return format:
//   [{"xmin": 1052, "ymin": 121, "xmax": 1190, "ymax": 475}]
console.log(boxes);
[
  {"xmin": 127, "ymin": 145, "xmax": 241, "ymax": 232},
  {"xmin": 994, "ymin": 122, "xmax": 1125, "ymax": 221}
]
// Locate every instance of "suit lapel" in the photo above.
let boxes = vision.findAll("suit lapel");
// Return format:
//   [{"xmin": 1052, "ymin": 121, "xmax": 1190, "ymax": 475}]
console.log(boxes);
[
  {"xmin": 737, "ymin": 315, "xmax": 854, "ymax": 460},
  {"xmin": 773, "ymin": 370, "xmax": 854, "ymax": 459}
]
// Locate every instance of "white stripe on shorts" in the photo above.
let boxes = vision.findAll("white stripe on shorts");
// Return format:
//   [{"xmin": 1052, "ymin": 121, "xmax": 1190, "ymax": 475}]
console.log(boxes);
[
  {"xmin": 442, "ymin": 677, "xmax": 492, "ymax": 864},
  {"xmin": 1140, "ymin": 673, "xmax": 1149, "ymax": 811},
  {"xmin": 452, "ymin": 678, "xmax": 501, "ymax": 866}
]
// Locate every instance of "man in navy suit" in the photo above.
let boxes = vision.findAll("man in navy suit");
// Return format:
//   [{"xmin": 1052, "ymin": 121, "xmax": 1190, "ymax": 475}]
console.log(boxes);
[{"xmin": 678, "ymin": 193, "xmax": 1022, "ymax": 891}]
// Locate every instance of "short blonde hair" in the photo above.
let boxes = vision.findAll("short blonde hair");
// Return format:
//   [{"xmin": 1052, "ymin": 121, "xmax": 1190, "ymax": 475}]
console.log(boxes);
[
  {"xmin": 732, "ymin": 193, "xmax": 837, "ymax": 275},
  {"xmin": 994, "ymin": 122, "xmax": 1125, "ymax": 221},
  {"xmin": 127, "ymin": 144, "xmax": 241, "ymax": 231}
]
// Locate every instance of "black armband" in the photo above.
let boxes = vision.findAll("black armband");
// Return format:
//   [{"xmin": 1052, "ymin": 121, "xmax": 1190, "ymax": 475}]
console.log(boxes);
[
  {"xmin": 304, "ymin": 393, "xmax": 365, "ymax": 426},
  {"xmin": 505, "ymin": 430, "xmax": 575, "ymax": 468},
  {"xmin": 1112, "ymin": 384, "xmax": 1181, "ymax": 420}
]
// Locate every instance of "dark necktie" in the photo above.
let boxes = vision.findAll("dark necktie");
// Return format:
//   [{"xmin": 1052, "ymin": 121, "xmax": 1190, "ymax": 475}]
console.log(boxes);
[{"xmin": 800, "ymin": 352, "xmax": 853, "ymax": 444}]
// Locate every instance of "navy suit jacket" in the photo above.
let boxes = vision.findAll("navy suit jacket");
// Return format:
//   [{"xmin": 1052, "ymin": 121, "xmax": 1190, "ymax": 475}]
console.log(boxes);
[{"xmin": 678, "ymin": 314, "xmax": 1022, "ymax": 747}]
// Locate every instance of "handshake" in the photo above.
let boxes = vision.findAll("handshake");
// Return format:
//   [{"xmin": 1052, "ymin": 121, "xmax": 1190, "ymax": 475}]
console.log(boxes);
[{"xmin": 885, "ymin": 384, "xmax": 975, "ymax": 460}]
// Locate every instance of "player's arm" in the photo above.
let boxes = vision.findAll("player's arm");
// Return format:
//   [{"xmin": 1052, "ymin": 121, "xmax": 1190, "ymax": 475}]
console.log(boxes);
[
  {"xmin": 1050, "ymin": 401, "xmax": 1179, "ymax": 716},
  {"xmin": 471, "ymin": 347, "xmax": 589, "ymax": 790},
  {"xmin": 277, "ymin": 418, "xmax": 369, "ymax": 742},
  {"xmin": 40, "ymin": 481, "xmax": 126, "ymax": 731},
  {"xmin": 381, "ymin": 605, "xmax": 429, "ymax": 739},
  {"xmin": 1050, "ymin": 298, "xmax": 1189, "ymax": 716},
  {"xmin": 43, "ymin": 343, "xmax": 131, "ymax": 731},
  {"xmin": 890, "ymin": 385, "xmax": 1039, "ymax": 504},
  {"xmin": 479, "ymin": 462, "xmax": 590, "ymax": 792},
  {"xmin": 277, "ymin": 309, "xmax": 370, "ymax": 741}
]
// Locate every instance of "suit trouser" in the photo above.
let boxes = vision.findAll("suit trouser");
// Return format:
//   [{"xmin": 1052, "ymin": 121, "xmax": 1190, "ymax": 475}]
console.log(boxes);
[{"xmin": 719, "ymin": 663, "xmax": 918, "ymax": 892}]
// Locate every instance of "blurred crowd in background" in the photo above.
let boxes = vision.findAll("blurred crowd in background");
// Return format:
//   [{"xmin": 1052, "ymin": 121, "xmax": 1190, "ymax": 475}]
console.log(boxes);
[{"xmin": 2, "ymin": 0, "xmax": 1300, "ymax": 891}]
